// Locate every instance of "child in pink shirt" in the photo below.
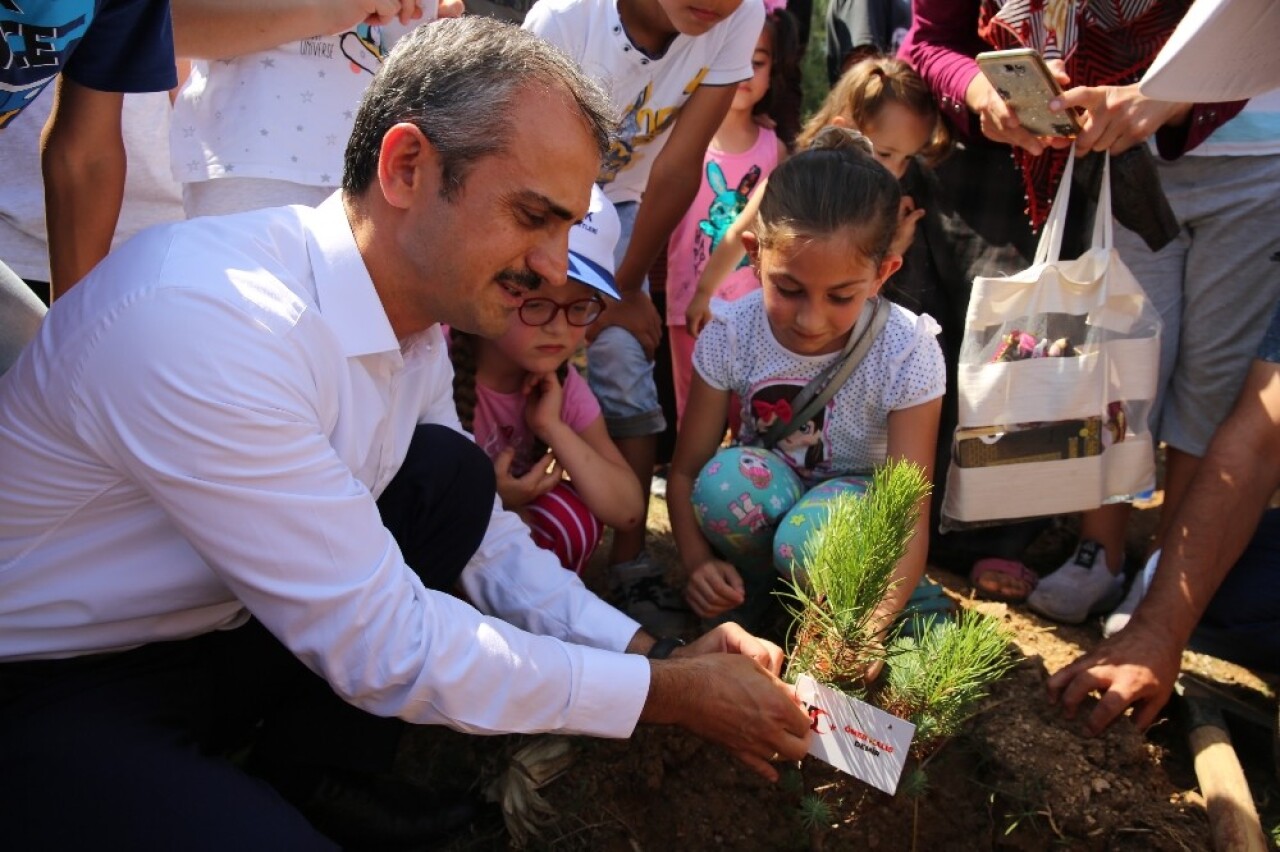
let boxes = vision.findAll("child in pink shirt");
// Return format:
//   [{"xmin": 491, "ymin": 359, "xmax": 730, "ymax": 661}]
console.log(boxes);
[{"xmin": 451, "ymin": 187, "xmax": 644, "ymax": 575}]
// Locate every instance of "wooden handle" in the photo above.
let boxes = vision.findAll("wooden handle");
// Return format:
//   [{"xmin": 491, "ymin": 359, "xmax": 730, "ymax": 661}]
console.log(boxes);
[{"xmin": 1188, "ymin": 724, "xmax": 1268, "ymax": 852}]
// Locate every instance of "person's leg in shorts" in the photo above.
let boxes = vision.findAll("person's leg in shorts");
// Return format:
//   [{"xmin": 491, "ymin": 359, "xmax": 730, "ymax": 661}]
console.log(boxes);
[
  {"xmin": 586, "ymin": 201, "xmax": 686, "ymax": 633},
  {"xmin": 1148, "ymin": 153, "xmax": 1280, "ymax": 542}
]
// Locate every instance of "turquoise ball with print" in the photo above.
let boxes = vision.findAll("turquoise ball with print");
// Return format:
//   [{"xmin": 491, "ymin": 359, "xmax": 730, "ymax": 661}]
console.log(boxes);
[
  {"xmin": 773, "ymin": 476, "xmax": 872, "ymax": 581},
  {"xmin": 692, "ymin": 446, "xmax": 804, "ymax": 567}
]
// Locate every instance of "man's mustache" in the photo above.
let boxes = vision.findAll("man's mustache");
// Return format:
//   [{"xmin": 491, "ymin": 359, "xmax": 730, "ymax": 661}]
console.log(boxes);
[{"xmin": 497, "ymin": 269, "xmax": 543, "ymax": 292}]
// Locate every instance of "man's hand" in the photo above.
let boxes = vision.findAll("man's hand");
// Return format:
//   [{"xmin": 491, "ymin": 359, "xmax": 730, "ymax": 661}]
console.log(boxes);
[
  {"xmin": 590, "ymin": 291, "xmax": 663, "ymax": 360},
  {"xmin": 644, "ymin": 654, "xmax": 812, "ymax": 781},
  {"xmin": 493, "ymin": 448, "xmax": 561, "ymax": 509},
  {"xmin": 678, "ymin": 622, "xmax": 786, "ymax": 676},
  {"xmin": 684, "ymin": 558, "xmax": 745, "ymax": 618},
  {"xmin": 1046, "ymin": 617, "xmax": 1184, "ymax": 736},
  {"xmin": 1052, "ymin": 84, "xmax": 1191, "ymax": 155}
]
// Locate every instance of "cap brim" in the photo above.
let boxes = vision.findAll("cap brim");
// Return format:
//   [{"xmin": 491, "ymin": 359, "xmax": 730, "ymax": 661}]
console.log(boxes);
[{"xmin": 566, "ymin": 250, "xmax": 620, "ymax": 300}]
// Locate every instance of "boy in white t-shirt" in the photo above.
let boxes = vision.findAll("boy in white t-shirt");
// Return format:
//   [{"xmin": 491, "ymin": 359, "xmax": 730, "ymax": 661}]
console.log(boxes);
[{"xmin": 524, "ymin": 0, "xmax": 765, "ymax": 634}]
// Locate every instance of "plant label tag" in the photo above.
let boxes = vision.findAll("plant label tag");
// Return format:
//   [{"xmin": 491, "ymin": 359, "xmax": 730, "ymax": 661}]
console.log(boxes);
[{"xmin": 793, "ymin": 673, "xmax": 915, "ymax": 795}]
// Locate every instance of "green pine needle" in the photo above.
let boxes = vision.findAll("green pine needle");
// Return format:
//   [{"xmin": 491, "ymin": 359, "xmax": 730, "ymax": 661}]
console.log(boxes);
[
  {"xmin": 784, "ymin": 459, "xmax": 932, "ymax": 689},
  {"xmin": 881, "ymin": 610, "xmax": 1015, "ymax": 753}
]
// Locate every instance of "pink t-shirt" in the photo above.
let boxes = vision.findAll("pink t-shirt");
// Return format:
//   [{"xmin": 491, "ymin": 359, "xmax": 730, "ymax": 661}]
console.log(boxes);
[
  {"xmin": 471, "ymin": 367, "xmax": 602, "ymax": 476},
  {"xmin": 666, "ymin": 126, "xmax": 780, "ymax": 325}
]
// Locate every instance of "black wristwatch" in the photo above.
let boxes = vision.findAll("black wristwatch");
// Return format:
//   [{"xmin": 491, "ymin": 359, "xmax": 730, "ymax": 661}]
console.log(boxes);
[{"xmin": 646, "ymin": 637, "xmax": 686, "ymax": 660}]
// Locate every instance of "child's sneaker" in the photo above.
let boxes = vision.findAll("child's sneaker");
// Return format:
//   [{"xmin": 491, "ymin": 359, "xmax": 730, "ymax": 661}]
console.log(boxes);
[
  {"xmin": 609, "ymin": 552, "xmax": 691, "ymax": 636},
  {"xmin": 1027, "ymin": 539, "xmax": 1125, "ymax": 625},
  {"xmin": 1102, "ymin": 550, "xmax": 1159, "ymax": 638}
]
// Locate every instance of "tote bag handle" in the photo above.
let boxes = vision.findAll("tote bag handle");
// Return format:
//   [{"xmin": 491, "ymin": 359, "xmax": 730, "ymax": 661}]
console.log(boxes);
[{"xmin": 1033, "ymin": 145, "xmax": 1114, "ymax": 265}]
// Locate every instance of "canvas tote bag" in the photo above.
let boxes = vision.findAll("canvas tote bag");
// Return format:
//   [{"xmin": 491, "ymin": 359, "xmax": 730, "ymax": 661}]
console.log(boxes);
[{"xmin": 942, "ymin": 149, "xmax": 1162, "ymax": 527}]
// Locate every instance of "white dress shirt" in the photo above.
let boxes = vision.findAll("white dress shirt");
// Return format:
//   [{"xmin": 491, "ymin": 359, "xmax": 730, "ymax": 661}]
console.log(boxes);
[{"xmin": 0, "ymin": 193, "xmax": 650, "ymax": 739}]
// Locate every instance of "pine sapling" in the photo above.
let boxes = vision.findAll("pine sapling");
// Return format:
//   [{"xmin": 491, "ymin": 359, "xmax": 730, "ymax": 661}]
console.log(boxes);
[
  {"xmin": 783, "ymin": 459, "xmax": 932, "ymax": 693},
  {"xmin": 879, "ymin": 610, "xmax": 1014, "ymax": 758}
]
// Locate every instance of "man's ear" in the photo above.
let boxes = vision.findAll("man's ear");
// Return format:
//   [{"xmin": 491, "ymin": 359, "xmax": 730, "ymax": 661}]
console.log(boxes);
[
  {"xmin": 829, "ymin": 114, "xmax": 851, "ymax": 128},
  {"xmin": 742, "ymin": 230, "xmax": 762, "ymax": 271},
  {"xmin": 377, "ymin": 122, "xmax": 439, "ymax": 210}
]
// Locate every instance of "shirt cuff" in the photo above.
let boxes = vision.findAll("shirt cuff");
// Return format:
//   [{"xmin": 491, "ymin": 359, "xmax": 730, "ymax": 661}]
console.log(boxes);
[{"xmin": 564, "ymin": 643, "xmax": 652, "ymax": 737}]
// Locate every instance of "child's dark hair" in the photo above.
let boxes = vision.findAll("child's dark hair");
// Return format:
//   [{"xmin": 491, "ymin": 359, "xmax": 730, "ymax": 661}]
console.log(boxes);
[
  {"xmin": 797, "ymin": 56, "xmax": 950, "ymax": 165},
  {"xmin": 753, "ymin": 9, "xmax": 803, "ymax": 147},
  {"xmin": 753, "ymin": 127, "xmax": 901, "ymax": 265}
]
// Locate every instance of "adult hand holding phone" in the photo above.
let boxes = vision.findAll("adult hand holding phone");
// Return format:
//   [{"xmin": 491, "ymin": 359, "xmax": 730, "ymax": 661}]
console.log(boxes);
[
  {"xmin": 969, "ymin": 52, "xmax": 1076, "ymax": 155},
  {"xmin": 1051, "ymin": 84, "xmax": 1192, "ymax": 155}
]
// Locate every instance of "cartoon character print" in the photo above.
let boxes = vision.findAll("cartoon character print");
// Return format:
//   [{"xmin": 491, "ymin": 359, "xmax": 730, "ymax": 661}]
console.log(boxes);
[
  {"xmin": 728, "ymin": 493, "xmax": 768, "ymax": 532},
  {"xmin": 749, "ymin": 383, "xmax": 829, "ymax": 476},
  {"xmin": 697, "ymin": 162, "xmax": 761, "ymax": 264},
  {"xmin": 339, "ymin": 23, "xmax": 387, "ymax": 75},
  {"xmin": 600, "ymin": 68, "xmax": 705, "ymax": 185},
  {"xmin": 738, "ymin": 452, "xmax": 774, "ymax": 490}
]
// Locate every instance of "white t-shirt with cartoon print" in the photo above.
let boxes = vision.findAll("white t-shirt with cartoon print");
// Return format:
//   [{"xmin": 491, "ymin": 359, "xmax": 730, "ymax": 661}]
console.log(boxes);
[
  {"xmin": 693, "ymin": 290, "xmax": 946, "ymax": 481},
  {"xmin": 170, "ymin": 23, "xmax": 401, "ymax": 188},
  {"xmin": 524, "ymin": 0, "xmax": 765, "ymax": 204}
]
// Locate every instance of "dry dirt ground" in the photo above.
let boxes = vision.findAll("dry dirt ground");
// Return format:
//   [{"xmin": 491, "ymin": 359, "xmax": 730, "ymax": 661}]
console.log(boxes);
[{"xmin": 408, "ymin": 491, "xmax": 1278, "ymax": 851}]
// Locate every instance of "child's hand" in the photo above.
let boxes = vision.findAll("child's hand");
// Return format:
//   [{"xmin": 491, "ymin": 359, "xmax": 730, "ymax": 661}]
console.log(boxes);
[
  {"xmin": 685, "ymin": 291, "xmax": 715, "ymax": 337},
  {"xmin": 890, "ymin": 195, "xmax": 926, "ymax": 258},
  {"xmin": 523, "ymin": 371, "xmax": 566, "ymax": 439},
  {"xmin": 684, "ymin": 558, "xmax": 746, "ymax": 618},
  {"xmin": 494, "ymin": 447, "xmax": 561, "ymax": 509}
]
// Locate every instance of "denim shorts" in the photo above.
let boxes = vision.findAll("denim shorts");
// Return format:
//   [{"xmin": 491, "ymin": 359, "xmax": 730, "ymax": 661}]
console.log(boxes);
[{"xmin": 585, "ymin": 199, "xmax": 666, "ymax": 438}]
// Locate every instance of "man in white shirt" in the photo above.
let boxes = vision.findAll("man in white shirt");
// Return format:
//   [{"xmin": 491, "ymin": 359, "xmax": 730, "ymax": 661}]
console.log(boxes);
[{"xmin": 0, "ymin": 17, "xmax": 810, "ymax": 849}]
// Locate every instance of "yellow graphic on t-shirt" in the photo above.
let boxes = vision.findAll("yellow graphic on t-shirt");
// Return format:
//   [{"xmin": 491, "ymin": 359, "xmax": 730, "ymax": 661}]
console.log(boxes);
[{"xmin": 600, "ymin": 67, "xmax": 709, "ymax": 184}]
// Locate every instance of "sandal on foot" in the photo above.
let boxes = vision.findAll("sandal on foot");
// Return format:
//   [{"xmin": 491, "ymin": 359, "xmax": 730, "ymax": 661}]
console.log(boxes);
[{"xmin": 969, "ymin": 558, "xmax": 1038, "ymax": 603}]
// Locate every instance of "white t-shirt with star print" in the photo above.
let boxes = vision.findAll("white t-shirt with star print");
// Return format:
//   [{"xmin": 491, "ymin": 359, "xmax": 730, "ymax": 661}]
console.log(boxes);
[
  {"xmin": 524, "ymin": 0, "xmax": 764, "ymax": 205},
  {"xmin": 170, "ymin": 22, "xmax": 407, "ymax": 188},
  {"xmin": 693, "ymin": 291, "xmax": 946, "ymax": 481}
]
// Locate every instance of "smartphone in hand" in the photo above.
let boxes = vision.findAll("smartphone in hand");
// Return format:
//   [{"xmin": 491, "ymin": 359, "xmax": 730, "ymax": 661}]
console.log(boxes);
[{"xmin": 975, "ymin": 48, "xmax": 1081, "ymax": 137}]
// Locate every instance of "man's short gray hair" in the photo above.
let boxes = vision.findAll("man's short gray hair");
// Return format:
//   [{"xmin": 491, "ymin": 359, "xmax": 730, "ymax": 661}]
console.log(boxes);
[{"xmin": 342, "ymin": 17, "xmax": 615, "ymax": 197}]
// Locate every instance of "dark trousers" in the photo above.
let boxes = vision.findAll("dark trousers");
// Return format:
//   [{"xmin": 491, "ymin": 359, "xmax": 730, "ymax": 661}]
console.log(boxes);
[{"xmin": 0, "ymin": 425, "xmax": 496, "ymax": 850}]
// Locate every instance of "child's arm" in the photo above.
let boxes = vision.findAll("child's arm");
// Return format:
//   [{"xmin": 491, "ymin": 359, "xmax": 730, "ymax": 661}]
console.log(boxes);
[
  {"xmin": 685, "ymin": 176, "xmax": 768, "ymax": 335},
  {"xmin": 603, "ymin": 84, "xmax": 739, "ymax": 357},
  {"xmin": 668, "ymin": 373, "xmax": 744, "ymax": 618},
  {"xmin": 873, "ymin": 397, "xmax": 943, "ymax": 631},
  {"xmin": 524, "ymin": 371, "xmax": 644, "ymax": 531}
]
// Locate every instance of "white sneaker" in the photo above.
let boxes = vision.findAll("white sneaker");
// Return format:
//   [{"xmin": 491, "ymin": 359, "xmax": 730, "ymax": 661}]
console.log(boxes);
[
  {"xmin": 1102, "ymin": 550, "xmax": 1159, "ymax": 638},
  {"xmin": 1027, "ymin": 539, "xmax": 1125, "ymax": 625}
]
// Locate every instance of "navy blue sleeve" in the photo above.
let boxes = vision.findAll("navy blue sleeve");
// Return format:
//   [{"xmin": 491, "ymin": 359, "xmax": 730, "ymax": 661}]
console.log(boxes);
[
  {"xmin": 63, "ymin": 0, "xmax": 176, "ymax": 94},
  {"xmin": 1258, "ymin": 301, "xmax": 1280, "ymax": 365}
]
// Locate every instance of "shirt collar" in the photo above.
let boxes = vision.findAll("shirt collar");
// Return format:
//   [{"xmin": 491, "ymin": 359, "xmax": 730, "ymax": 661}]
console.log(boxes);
[{"xmin": 306, "ymin": 191, "xmax": 400, "ymax": 358}]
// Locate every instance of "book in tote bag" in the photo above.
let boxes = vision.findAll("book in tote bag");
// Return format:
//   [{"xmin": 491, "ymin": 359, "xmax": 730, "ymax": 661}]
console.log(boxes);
[{"xmin": 941, "ymin": 149, "xmax": 1162, "ymax": 527}]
